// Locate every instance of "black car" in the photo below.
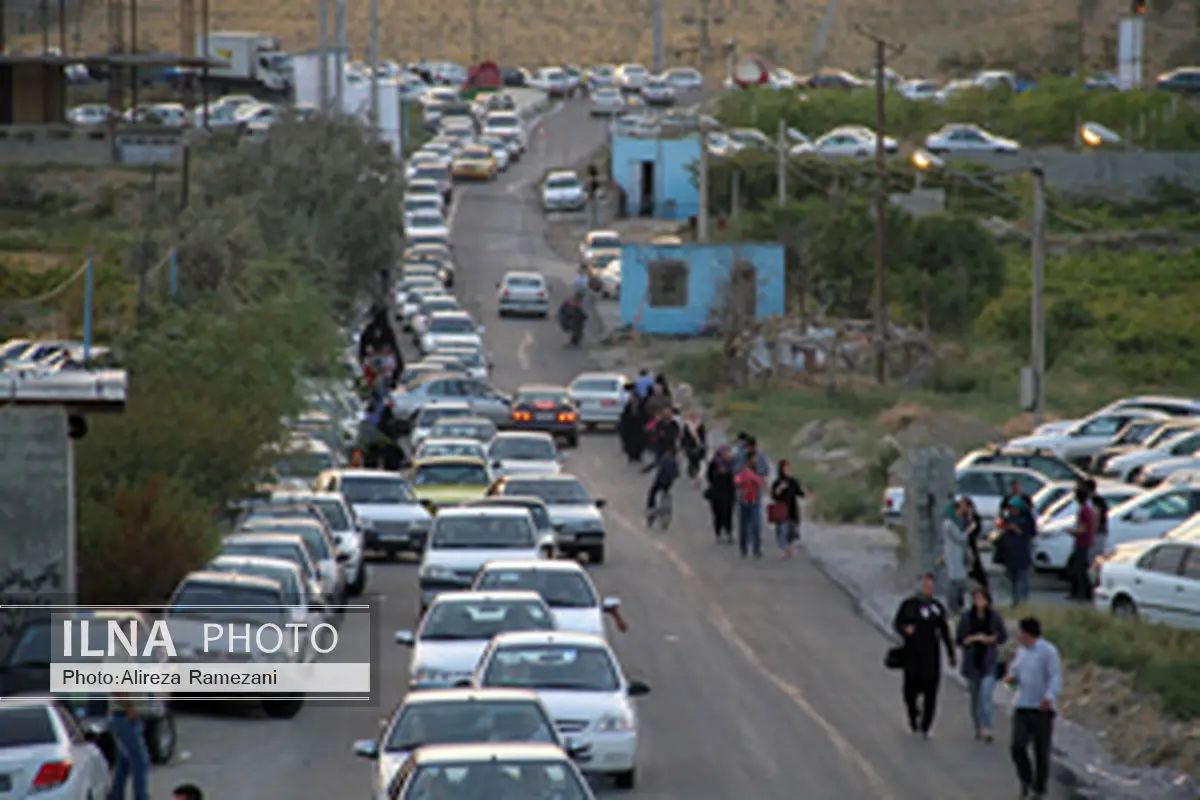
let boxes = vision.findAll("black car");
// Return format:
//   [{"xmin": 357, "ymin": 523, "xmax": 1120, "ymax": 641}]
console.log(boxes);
[
  {"xmin": 500, "ymin": 66, "xmax": 526, "ymax": 87},
  {"xmin": 1156, "ymin": 68, "xmax": 1200, "ymax": 95},
  {"xmin": 507, "ymin": 385, "xmax": 580, "ymax": 447}
]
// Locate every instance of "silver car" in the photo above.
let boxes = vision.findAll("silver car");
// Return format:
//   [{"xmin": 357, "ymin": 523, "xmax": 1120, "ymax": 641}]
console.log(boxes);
[
  {"xmin": 498, "ymin": 270, "xmax": 550, "ymax": 317},
  {"xmin": 493, "ymin": 474, "xmax": 608, "ymax": 563},
  {"xmin": 391, "ymin": 373, "xmax": 512, "ymax": 425},
  {"xmin": 568, "ymin": 372, "xmax": 628, "ymax": 427},
  {"xmin": 0, "ymin": 697, "xmax": 112, "ymax": 799},
  {"xmin": 236, "ymin": 516, "xmax": 348, "ymax": 604},
  {"xmin": 589, "ymin": 88, "xmax": 627, "ymax": 116}
]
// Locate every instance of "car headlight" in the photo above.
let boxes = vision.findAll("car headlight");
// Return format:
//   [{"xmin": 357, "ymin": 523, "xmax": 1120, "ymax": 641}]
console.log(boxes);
[
  {"xmin": 420, "ymin": 564, "xmax": 455, "ymax": 580},
  {"xmin": 594, "ymin": 712, "xmax": 633, "ymax": 732}
]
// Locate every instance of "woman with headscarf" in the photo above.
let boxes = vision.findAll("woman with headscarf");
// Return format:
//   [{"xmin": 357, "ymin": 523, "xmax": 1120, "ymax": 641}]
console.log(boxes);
[
  {"xmin": 962, "ymin": 497, "xmax": 990, "ymax": 594},
  {"xmin": 617, "ymin": 384, "xmax": 645, "ymax": 463},
  {"xmin": 705, "ymin": 445, "xmax": 735, "ymax": 543},
  {"xmin": 681, "ymin": 409, "xmax": 707, "ymax": 483},
  {"xmin": 940, "ymin": 498, "xmax": 969, "ymax": 614}
]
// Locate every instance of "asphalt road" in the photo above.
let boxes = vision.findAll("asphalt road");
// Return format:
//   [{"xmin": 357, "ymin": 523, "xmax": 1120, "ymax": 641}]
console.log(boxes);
[{"xmin": 149, "ymin": 97, "xmax": 1065, "ymax": 799}]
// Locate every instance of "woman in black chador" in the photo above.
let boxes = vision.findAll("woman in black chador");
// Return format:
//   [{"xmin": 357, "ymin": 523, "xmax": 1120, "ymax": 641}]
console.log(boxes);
[{"xmin": 618, "ymin": 383, "xmax": 646, "ymax": 463}]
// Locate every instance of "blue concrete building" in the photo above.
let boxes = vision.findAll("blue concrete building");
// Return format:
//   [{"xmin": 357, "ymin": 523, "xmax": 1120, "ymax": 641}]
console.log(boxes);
[
  {"xmin": 618, "ymin": 242, "xmax": 786, "ymax": 335},
  {"xmin": 610, "ymin": 134, "xmax": 700, "ymax": 220}
]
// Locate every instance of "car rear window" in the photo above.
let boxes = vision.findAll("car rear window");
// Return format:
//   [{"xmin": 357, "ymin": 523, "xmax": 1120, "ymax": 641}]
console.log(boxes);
[
  {"xmin": 0, "ymin": 707, "xmax": 57, "ymax": 747},
  {"xmin": 505, "ymin": 276, "xmax": 543, "ymax": 288},
  {"xmin": 571, "ymin": 379, "xmax": 619, "ymax": 393},
  {"xmin": 516, "ymin": 391, "xmax": 571, "ymax": 406}
]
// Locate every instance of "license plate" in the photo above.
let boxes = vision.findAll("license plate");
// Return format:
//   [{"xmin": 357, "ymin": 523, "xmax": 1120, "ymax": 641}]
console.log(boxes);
[
  {"xmin": 380, "ymin": 533, "xmax": 408, "ymax": 541},
  {"xmin": 536, "ymin": 412, "xmax": 556, "ymax": 421},
  {"xmin": 0, "ymin": 774, "xmax": 10, "ymax": 792}
]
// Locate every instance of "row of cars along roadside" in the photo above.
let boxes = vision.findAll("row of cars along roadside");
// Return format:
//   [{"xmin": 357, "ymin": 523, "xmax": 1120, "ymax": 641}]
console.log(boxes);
[{"xmin": 883, "ymin": 394, "xmax": 1200, "ymax": 628}]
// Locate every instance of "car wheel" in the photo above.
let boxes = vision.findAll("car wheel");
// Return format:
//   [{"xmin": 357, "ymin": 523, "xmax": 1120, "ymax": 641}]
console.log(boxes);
[
  {"xmin": 588, "ymin": 545, "xmax": 605, "ymax": 565},
  {"xmin": 1112, "ymin": 596, "xmax": 1138, "ymax": 619},
  {"xmin": 614, "ymin": 768, "xmax": 636, "ymax": 789},
  {"xmin": 498, "ymin": 309, "xmax": 508, "ymax": 318},
  {"xmin": 584, "ymin": 423, "xmax": 597, "ymax": 432},
  {"xmin": 346, "ymin": 565, "xmax": 366, "ymax": 597},
  {"xmin": 145, "ymin": 713, "xmax": 177, "ymax": 764},
  {"xmin": 262, "ymin": 695, "xmax": 304, "ymax": 719}
]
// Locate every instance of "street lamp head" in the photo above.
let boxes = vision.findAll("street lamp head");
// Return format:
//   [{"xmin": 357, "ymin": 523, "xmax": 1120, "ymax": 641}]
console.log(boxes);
[
  {"xmin": 910, "ymin": 149, "xmax": 944, "ymax": 171},
  {"xmin": 1080, "ymin": 121, "xmax": 1122, "ymax": 148}
]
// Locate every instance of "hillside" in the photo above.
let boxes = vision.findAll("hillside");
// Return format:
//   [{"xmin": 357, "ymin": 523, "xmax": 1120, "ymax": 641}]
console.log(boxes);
[{"xmin": 12, "ymin": 0, "xmax": 1198, "ymax": 78}]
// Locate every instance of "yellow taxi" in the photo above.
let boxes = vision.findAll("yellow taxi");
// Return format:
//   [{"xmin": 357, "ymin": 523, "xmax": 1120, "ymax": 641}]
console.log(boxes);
[
  {"xmin": 451, "ymin": 145, "xmax": 498, "ymax": 181},
  {"xmin": 410, "ymin": 455, "xmax": 494, "ymax": 512}
]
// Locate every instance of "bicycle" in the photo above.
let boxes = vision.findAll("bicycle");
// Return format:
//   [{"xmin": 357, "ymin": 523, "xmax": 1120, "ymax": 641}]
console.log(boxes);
[{"xmin": 645, "ymin": 487, "xmax": 673, "ymax": 530}]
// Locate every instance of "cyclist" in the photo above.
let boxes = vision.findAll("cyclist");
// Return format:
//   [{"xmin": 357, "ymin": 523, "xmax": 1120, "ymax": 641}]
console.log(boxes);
[{"xmin": 643, "ymin": 443, "xmax": 679, "ymax": 517}]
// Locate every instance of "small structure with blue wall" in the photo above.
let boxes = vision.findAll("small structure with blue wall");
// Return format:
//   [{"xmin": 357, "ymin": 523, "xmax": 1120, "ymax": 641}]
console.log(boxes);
[
  {"xmin": 611, "ymin": 133, "xmax": 700, "ymax": 220},
  {"xmin": 618, "ymin": 242, "xmax": 786, "ymax": 335}
]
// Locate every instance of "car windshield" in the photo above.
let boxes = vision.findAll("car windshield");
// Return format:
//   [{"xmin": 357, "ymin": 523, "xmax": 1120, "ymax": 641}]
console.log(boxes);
[
  {"xmin": 431, "ymin": 422, "xmax": 494, "ymax": 441},
  {"xmin": 475, "ymin": 502, "xmax": 552, "ymax": 531},
  {"xmin": 0, "ymin": 707, "xmax": 57, "ymax": 747},
  {"xmin": 220, "ymin": 542, "xmax": 309, "ymax": 573},
  {"xmin": 170, "ymin": 583, "xmax": 285, "ymax": 623},
  {"xmin": 476, "ymin": 569, "xmax": 597, "ymax": 608},
  {"xmin": 307, "ymin": 498, "xmax": 351, "ymax": 531},
  {"xmin": 409, "ymin": 215, "xmax": 444, "ymax": 228},
  {"xmin": 418, "ymin": 441, "xmax": 485, "ymax": 459},
  {"xmin": 429, "ymin": 317, "xmax": 477, "ymax": 334},
  {"xmin": 422, "ymin": 299, "xmax": 459, "ymax": 314},
  {"xmin": 384, "ymin": 700, "xmax": 556, "ymax": 752},
  {"xmin": 420, "ymin": 599, "xmax": 553, "ymax": 641},
  {"xmin": 491, "ymin": 437, "xmax": 556, "ymax": 461},
  {"xmin": 413, "ymin": 462, "xmax": 490, "ymax": 486},
  {"xmin": 438, "ymin": 350, "xmax": 483, "ymax": 367},
  {"xmin": 404, "ymin": 198, "xmax": 439, "ymax": 212},
  {"xmin": 588, "ymin": 235, "xmax": 620, "ymax": 250},
  {"xmin": 482, "ymin": 644, "xmax": 620, "ymax": 691},
  {"xmin": 571, "ymin": 378, "xmax": 619, "ymax": 393},
  {"xmin": 273, "ymin": 450, "xmax": 335, "ymax": 478},
  {"xmin": 209, "ymin": 562, "xmax": 300, "ymax": 603},
  {"xmin": 341, "ymin": 476, "xmax": 417, "ymax": 504},
  {"xmin": 431, "ymin": 515, "xmax": 534, "ymax": 548},
  {"xmin": 486, "ymin": 116, "xmax": 518, "ymax": 129},
  {"xmin": 416, "ymin": 407, "xmax": 472, "ymax": 427},
  {"xmin": 415, "ymin": 166, "xmax": 448, "ymax": 181},
  {"xmin": 505, "ymin": 276, "xmax": 544, "ymax": 289},
  {"xmin": 503, "ymin": 479, "xmax": 590, "ymax": 505},
  {"xmin": 6, "ymin": 624, "xmax": 52, "ymax": 665},
  {"xmin": 245, "ymin": 523, "xmax": 331, "ymax": 560},
  {"xmin": 409, "ymin": 235, "xmax": 448, "ymax": 249},
  {"xmin": 546, "ymin": 176, "xmax": 580, "ymax": 190},
  {"xmin": 515, "ymin": 391, "xmax": 570, "ymax": 407},
  {"xmin": 404, "ymin": 761, "xmax": 589, "ymax": 800}
]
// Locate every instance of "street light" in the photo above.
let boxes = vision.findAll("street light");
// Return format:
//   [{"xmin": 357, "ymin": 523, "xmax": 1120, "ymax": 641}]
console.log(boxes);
[
  {"xmin": 1080, "ymin": 121, "xmax": 1123, "ymax": 149},
  {"xmin": 909, "ymin": 148, "xmax": 1047, "ymax": 425}
]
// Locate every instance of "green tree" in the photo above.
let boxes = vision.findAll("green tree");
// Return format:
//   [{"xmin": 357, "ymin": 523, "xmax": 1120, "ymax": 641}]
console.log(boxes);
[{"xmin": 897, "ymin": 213, "xmax": 1005, "ymax": 333}]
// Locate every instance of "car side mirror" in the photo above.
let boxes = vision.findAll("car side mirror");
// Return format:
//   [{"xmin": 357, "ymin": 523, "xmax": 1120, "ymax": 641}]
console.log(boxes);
[
  {"xmin": 594, "ymin": 498, "xmax": 607, "ymax": 509},
  {"xmin": 477, "ymin": 325, "xmax": 486, "ymax": 335},
  {"xmin": 336, "ymin": 551, "xmax": 351, "ymax": 563},
  {"xmin": 453, "ymin": 678, "xmax": 472, "ymax": 688},
  {"xmin": 627, "ymin": 680, "xmax": 650, "ymax": 697},
  {"xmin": 492, "ymin": 460, "xmax": 502, "ymax": 469},
  {"xmin": 352, "ymin": 739, "xmax": 379, "ymax": 760},
  {"xmin": 395, "ymin": 630, "xmax": 416, "ymax": 646},
  {"xmin": 552, "ymin": 522, "xmax": 566, "ymax": 532},
  {"xmin": 602, "ymin": 596, "xmax": 621, "ymax": 612}
]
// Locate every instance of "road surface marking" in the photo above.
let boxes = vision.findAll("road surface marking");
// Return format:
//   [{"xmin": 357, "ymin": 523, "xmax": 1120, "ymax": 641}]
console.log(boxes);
[{"xmin": 517, "ymin": 330, "xmax": 534, "ymax": 370}]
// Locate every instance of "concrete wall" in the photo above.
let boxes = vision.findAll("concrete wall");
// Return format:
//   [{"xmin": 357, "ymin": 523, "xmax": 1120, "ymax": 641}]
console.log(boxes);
[
  {"xmin": 619, "ymin": 242, "xmax": 786, "ymax": 335},
  {"xmin": 943, "ymin": 151, "xmax": 1200, "ymax": 200},
  {"xmin": 0, "ymin": 125, "xmax": 184, "ymax": 165},
  {"xmin": 0, "ymin": 407, "xmax": 72, "ymax": 651},
  {"xmin": 611, "ymin": 134, "xmax": 701, "ymax": 220}
]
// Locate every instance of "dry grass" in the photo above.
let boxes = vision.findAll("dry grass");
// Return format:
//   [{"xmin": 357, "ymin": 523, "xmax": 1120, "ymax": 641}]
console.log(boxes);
[{"xmin": 14, "ymin": 0, "xmax": 1198, "ymax": 77}]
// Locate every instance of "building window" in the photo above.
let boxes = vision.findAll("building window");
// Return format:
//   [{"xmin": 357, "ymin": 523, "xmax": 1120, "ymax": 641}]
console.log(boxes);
[{"xmin": 647, "ymin": 259, "xmax": 689, "ymax": 308}]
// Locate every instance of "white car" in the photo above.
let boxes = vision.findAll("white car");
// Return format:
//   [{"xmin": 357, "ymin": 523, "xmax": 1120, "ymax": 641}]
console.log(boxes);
[
  {"xmin": 419, "ymin": 310, "xmax": 484, "ymax": 355},
  {"xmin": 1105, "ymin": 426, "xmax": 1200, "ymax": 483},
  {"xmin": 596, "ymin": 259, "xmax": 621, "ymax": 298},
  {"xmin": 415, "ymin": 437, "xmax": 489, "ymax": 463},
  {"xmin": 402, "ymin": 194, "xmax": 444, "ymax": 220},
  {"xmin": 235, "ymin": 516, "xmax": 346, "ymax": 603},
  {"xmin": 405, "ymin": 212, "xmax": 449, "ymax": 240},
  {"xmin": 473, "ymin": 560, "xmax": 621, "ymax": 637},
  {"xmin": 412, "ymin": 294, "xmax": 460, "ymax": 337},
  {"xmin": 535, "ymin": 66, "xmax": 570, "ymax": 98},
  {"xmin": 472, "ymin": 631, "xmax": 650, "ymax": 789},
  {"xmin": 899, "ymin": 79, "xmax": 940, "ymax": 101},
  {"xmin": 411, "ymin": 401, "xmax": 474, "ymax": 449},
  {"xmin": 428, "ymin": 345, "xmax": 490, "ymax": 381},
  {"xmin": 396, "ymin": 590, "xmax": 556, "ymax": 689},
  {"xmin": 1036, "ymin": 395, "xmax": 1200, "ymax": 438},
  {"xmin": 813, "ymin": 126, "xmax": 899, "ymax": 158},
  {"xmin": 1030, "ymin": 479, "xmax": 1136, "ymax": 521},
  {"xmin": 568, "ymin": 372, "xmax": 628, "ymax": 427},
  {"xmin": 1094, "ymin": 536, "xmax": 1200, "ymax": 627},
  {"xmin": 1091, "ymin": 418, "xmax": 1195, "ymax": 474},
  {"xmin": 768, "ymin": 67, "xmax": 799, "ymax": 90},
  {"xmin": 385, "ymin": 743, "xmax": 594, "ymax": 799},
  {"xmin": 488, "ymin": 431, "xmax": 562, "ymax": 479},
  {"xmin": 352, "ymin": 689, "xmax": 569, "ymax": 800},
  {"xmin": 882, "ymin": 465, "xmax": 1048, "ymax": 526},
  {"xmin": 400, "ymin": 285, "xmax": 444, "ymax": 329},
  {"xmin": 67, "ymin": 103, "xmax": 111, "ymax": 126},
  {"xmin": 589, "ymin": 88, "xmax": 628, "ymax": 116},
  {"xmin": 641, "ymin": 77, "xmax": 676, "ymax": 106},
  {"xmin": 1007, "ymin": 408, "xmax": 1172, "ymax": 468},
  {"xmin": 542, "ymin": 171, "xmax": 587, "ymax": 213},
  {"xmin": 726, "ymin": 127, "xmax": 773, "ymax": 151},
  {"xmin": 206, "ymin": 554, "xmax": 330, "ymax": 627},
  {"xmin": 491, "ymin": 474, "xmax": 608, "ymax": 563},
  {"xmin": 270, "ymin": 489, "xmax": 368, "ymax": 595},
  {"xmin": 498, "ymin": 270, "xmax": 550, "ymax": 317},
  {"xmin": 418, "ymin": 507, "xmax": 555, "ymax": 612},
  {"xmin": 483, "ymin": 112, "xmax": 525, "ymax": 157},
  {"xmin": 663, "ymin": 67, "xmax": 704, "ymax": 91},
  {"xmin": 614, "ymin": 63, "xmax": 649, "ymax": 92},
  {"xmin": 478, "ymin": 136, "xmax": 511, "ymax": 170},
  {"xmin": 924, "ymin": 123, "xmax": 1020, "ymax": 154},
  {"xmin": 313, "ymin": 469, "xmax": 433, "ymax": 559},
  {"xmin": 1136, "ymin": 455, "xmax": 1200, "ymax": 488},
  {"xmin": 1035, "ymin": 483, "xmax": 1200, "ymax": 569},
  {"xmin": 0, "ymin": 697, "xmax": 113, "ymax": 800},
  {"xmin": 580, "ymin": 229, "xmax": 622, "ymax": 263},
  {"xmin": 706, "ymin": 132, "xmax": 737, "ymax": 157}
]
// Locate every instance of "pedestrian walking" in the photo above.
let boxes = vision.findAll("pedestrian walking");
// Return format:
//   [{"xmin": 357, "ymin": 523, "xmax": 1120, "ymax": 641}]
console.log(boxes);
[
  {"xmin": 940, "ymin": 498, "xmax": 969, "ymax": 613},
  {"xmin": 1066, "ymin": 485, "xmax": 1097, "ymax": 601},
  {"xmin": 107, "ymin": 685, "xmax": 153, "ymax": 800},
  {"xmin": 1087, "ymin": 478, "xmax": 1109, "ymax": 561},
  {"xmin": 705, "ymin": 444, "xmax": 735, "ymax": 543},
  {"xmin": 963, "ymin": 498, "xmax": 990, "ymax": 595},
  {"xmin": 891, "ymin": 573, "xmax": 956, "ymax": 738},
  {"xmin": 681, "ymin": 410, "xmax": 707, "ymax": 482},
  {"xmin": 768, "ymin": 460, "xmax": 804, "ymax": 559},
  {"xmin": 172, "ymin": 786, "xmax": 204, "ymax": 800},
  {"xmin": 955, "ymin": 585, "xmax": 1007, "ymax": 742},
  {"xmin": 1005, "ymin": 617, "xmax": 1062, "ymax": 800},
  {"xmin": 996, "ymin": 493, "xmax": 1035, "ymax": 607},
  {"xmin": 617, "ymin": 384, "xmax": 644, "ymax": 463},
  {"xmin": 634, "ymin": 369, "xmax": 655, "ymax": 399},
  {"xmin": 733, "ymin": 436, "xmax": 769, "ymax": 559}
]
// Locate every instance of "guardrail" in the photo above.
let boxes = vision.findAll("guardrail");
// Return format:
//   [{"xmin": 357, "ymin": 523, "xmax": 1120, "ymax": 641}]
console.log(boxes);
[{"xmin": 0, "ymin": 124, "xmax": 185, "ymax": 165}]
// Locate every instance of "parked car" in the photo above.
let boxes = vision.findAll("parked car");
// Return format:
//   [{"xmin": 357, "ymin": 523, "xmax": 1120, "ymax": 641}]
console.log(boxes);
[
  {"xmin": 882, "ymin": 465, "xmax": 1048, "ymax": 526},
  {"xmin": 1093, "ymin": 535, "xmax": 1200, "ymax": 627},
  {"xmin": 640, "ymin": 77, "xmax": 676, "ymax": 106},
  {"xmin": 1155, "ymin": 67, "xmax": 1200, "ymax": 95},
  {"xmin": 1104, "ymin": 424, "xmax": 1200, "ymax": 483},
  {"xmin": 541, "ymin": 171, "xmax": 587, "ymax": 213},
  {"xmin": 614, "ymin": 63, "xmax": 649, "ymax": 93},
  {"xmin": 0, "ymin": 696, "xmax": 113, "ymax": 797},
  {"xmin": 1006, "ymin": 408, "xmax": 1172, "ymax": 468},
  {"xmin": 813, "ymin": 126, "xmax": 898, "ymax": 158},
  {"xmin": 662, "ymin": 67, "xmax": 704, "ymax": 91},
  {"xmin": 924, "ymin": 123, "xmax": 1020, "ymax": 154},
  {"xmin": 1090, "ymin": 418, "xmax": 1192, "ymax": 475}
]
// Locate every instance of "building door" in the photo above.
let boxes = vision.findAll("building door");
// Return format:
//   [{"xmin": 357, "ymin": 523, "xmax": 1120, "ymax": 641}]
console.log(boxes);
[
  {"xmin": 626, "ymin": 161, "xmax": 642, "ymax": 219},
  {"xmin": 731, "ymin": 261, "xmax": 757, "ymax": 319},
  {"xmin": 640, "ymin": 161, "xmax": 655, "ymax": 217},
  {"xmin": 0, "ymin": 66, "xmax": 12, "ymax": 124}
]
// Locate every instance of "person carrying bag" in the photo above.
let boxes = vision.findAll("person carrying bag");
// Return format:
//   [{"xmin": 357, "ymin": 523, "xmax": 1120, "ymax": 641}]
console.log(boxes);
[{"xmin": 768, "ymin": 460, "xmax": 805, "ymax": 560}]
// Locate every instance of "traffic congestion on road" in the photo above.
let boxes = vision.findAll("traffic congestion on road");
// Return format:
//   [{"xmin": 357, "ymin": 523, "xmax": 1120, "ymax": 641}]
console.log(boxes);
[{"xmin": 107, "ymin": 86, "xmax": 1076, "ymax": 799}]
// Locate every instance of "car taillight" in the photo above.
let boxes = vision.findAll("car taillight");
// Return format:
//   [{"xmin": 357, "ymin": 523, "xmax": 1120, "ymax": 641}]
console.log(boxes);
[
  {"xmin": 33, "ymin": 761, "xmax": 71, "ymax": 789},
  {"xmin": 502, "ymin": 289, "xmax": 510, "ymax": 297},
  {"xmin": 885, "ymin": 497, "xmax": 893, "ymax": 508},
  {"xmin": 536, "ymin": 290, "xmax": 545, "ymax": 298},
  {"xmin": 558, "ymin": 411, "xmax": 577, "ymax": 422},
  {"xmin": 512, "ymin": 411, "xmax": 532, "ymax": 422}
]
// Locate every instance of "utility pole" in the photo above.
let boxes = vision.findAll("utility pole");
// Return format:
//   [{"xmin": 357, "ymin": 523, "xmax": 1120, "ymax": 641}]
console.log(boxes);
[
  {"xmin": 1030, "ymin": 165, "xmax": 1047, "ymax": 426},
  {"xmin": 730, "ymin": 168, "xmax": 740, "ymax": 218},
  {"xmin": 369, "ymin": 0, "xmax": 379, "ymax": 126},
  {"xmin": 469, "ymin": 0, "xmax": 481, "ymax": 62},
  {"xmin": 681, "ymin": 0, "xmax": 723, "ymax": 75},
  {"xmin": 652, "ymin": 0, "xmax": 663, "ymax": 73},
  {"xmin": 776, "ymin": 117, "xmax": 787, "ymax": 206},
  {"xmin": 334, "ymin": 0, "xmax": 345, "ymax": 113},
  {"xmin": 698, "ymin": 124, "xmax": 710, "ymax": 241},
  {"xmin": 856, "ymin": 26, "xmax": 903, "ymax": 385},
  {"xmin": 319, "ymin": 0, "xmax": 329, "ymax": 112}
]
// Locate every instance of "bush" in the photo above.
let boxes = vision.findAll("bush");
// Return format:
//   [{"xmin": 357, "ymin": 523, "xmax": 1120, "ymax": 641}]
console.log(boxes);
[
  {"xmin": 1022, "ymin": 604, "xmax": 1200, "ymax": 721},
  {"xmin": 713, "ymin": 78, "xmax": 1200, "ymax": 150}
]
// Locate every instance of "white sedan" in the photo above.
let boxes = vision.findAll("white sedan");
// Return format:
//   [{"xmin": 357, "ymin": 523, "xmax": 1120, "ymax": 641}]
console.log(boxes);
[
  {"xmin": 1093, "ymin": 536, "xmax": 1200, "ymax": 627},
  {"xmin": 473, "ymin": 560, "xmax": 622, "ymax": 638},
  {"xmin": 924, "ymin": 123, "xmax": 1020, "ymax": 154},
  {"xmin": 813, "ymin": 126, "xmax": 899, "ymax": 158},
  {"xmin": 568, "ymin": 372, "xmax": 627, "ymax": 427},
  {"xmin": 472, "ymin": 631, "xmax": 650, "ymax": 789},
  {"xmin": 488, "ymin": 431, "xmax": 561, "ymax": 479},
  {"xmin": 596, "ymin": 259, "xmax": 621, "ymax": 298},
  {"xmin": 663, "ymin": 67, "xmax": 704, "ymax": 91},
  {"xmin": 405, "ymin": 212, "xmax": 450, "ymax": 240},
  {"xmin": 0, "ymin": 697, "xmax": 113, "ymax": 800}
]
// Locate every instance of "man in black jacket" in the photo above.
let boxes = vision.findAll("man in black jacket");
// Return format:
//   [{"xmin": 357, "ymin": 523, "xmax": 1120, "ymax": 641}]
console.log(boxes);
[
  {"xmin": 358, "ymin": 303, "xmax": 401, "ymax": 365},
  {"xmin": 892, "ymin": 573, "xmax": 956, "ymax": 738}
]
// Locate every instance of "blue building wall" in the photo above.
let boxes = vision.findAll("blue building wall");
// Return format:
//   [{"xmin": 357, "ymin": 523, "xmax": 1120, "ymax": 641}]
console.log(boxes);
[
  {"xmin": 618, "ymin": 243, "xmax": 786, "ymax": 335},
  {"xmin": 610, "ymin": 135, "xmax": 700, "ymax": 220}
]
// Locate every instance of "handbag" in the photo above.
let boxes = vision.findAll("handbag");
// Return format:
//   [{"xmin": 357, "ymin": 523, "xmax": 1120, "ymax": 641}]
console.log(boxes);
[
  {"xmin": 884, "ymin": 646, "xmax": 905, "ymax": 670},
  {"xmin": 767, "ymin": 502, "xmax": 789, "ymax": 524}
]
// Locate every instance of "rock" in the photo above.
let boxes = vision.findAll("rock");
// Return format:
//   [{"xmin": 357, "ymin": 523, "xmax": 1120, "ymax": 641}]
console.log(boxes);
[{"xmin": 791, "ymin": 420, "xmax": 825, "ymax": 451}]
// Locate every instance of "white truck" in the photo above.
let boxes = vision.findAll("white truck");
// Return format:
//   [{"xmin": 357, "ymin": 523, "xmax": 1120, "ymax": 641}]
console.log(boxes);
[{"xmin": 197, "ymin": 31, "xmax": 292, "ymax": 95}]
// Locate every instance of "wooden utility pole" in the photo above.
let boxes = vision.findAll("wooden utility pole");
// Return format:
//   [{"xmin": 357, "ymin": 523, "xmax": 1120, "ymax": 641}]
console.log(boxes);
[
  {"xmin": 856, "ymin": 25, "xmax": 903, "ymax": 385},
  {"xmin": 681, "ymin": 0, "xmax": 724, "ymax": 74}
]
